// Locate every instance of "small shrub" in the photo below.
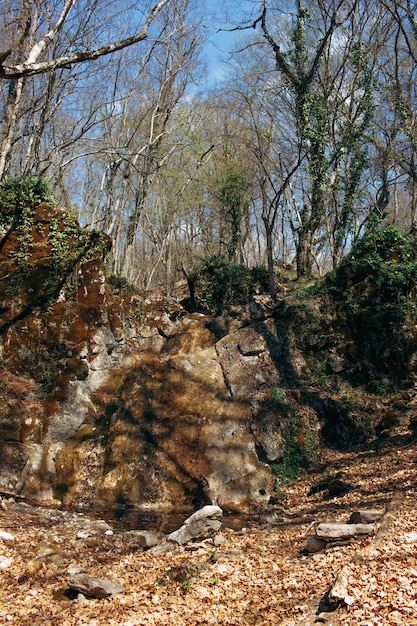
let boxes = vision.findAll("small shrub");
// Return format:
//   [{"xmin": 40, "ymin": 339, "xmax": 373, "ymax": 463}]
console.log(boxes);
[
  {"xmin": 250, "ymin": 265, "xmax": 269, "ymax": 292},
  {"xmin": 271, "ymin": 386, "xmax": 287, "ymax": 403},
  {"xmin": 0, "ymin": 175, "xmax": 54, "ymax": 227},
  {"xmin": 366, "ymin": 377, "xmax": 394, "ymax": 395},
  {"xmin": 188, "ymin": 256, "xmax": 262, "ymax": 315},
  {"xmin": 320, "ymin": 222, "xmax": 417, "ymax": 305},
  {"xmin": 270, "ymin": 389, "xmax": 318, "ymax": 488}
]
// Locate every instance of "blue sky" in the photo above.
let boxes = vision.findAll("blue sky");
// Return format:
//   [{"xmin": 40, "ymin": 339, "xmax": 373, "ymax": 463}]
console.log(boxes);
[{"xmin": 203, "ymin": 0, "xmax": 256, "ymax": 85}]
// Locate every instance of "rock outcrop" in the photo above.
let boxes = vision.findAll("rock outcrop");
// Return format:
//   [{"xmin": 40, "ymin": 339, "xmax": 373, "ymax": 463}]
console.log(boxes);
[
  {"xmin": 56, "ymin": 310, "xmax": 278, "ymax": 513},
  {"xmin": 0, "ymin": 203, "xmax": 279, "ymax": 513},
  {"xmin": 3, "ymin": 202, "xmax": 410, "ymax": 518}
]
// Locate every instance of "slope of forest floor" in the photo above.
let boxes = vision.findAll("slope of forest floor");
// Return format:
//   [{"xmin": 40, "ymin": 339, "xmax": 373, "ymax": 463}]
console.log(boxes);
[{"xmin": 0, "ymin": 422, "xmax": 416, "ymax": 626}]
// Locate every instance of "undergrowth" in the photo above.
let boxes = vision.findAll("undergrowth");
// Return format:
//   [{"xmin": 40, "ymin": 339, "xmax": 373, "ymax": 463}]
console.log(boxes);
[{"xmin": 270, "ymin": 387, "xmax": 318, "ymax": 490}]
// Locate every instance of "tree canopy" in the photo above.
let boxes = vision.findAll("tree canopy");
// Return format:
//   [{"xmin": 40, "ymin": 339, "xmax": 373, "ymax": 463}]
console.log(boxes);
[{"xmin": 1, "ymin": 0, "xmax": 417, "ymax": 294}]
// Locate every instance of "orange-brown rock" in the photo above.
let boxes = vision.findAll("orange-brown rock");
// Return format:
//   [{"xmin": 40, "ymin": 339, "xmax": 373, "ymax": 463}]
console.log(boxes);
[{"xmin": 0, "ymin": 204, "xmax": 277, "ymax": 513}]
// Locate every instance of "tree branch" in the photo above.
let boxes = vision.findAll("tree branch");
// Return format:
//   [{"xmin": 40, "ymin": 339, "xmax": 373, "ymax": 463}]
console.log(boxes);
[
  {"xmin": 259, "ymin": 1, "xmax": 299, "ymax": 89},
  {"xmin": 0, "ymin": 0, "xmax": 171, "ymax": 79}
]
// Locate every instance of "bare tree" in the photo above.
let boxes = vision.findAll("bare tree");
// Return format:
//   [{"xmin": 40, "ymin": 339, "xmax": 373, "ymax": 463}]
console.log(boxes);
[{"xmin": 0, "ymin": 0, "xmax": 172, "ymax": 180}]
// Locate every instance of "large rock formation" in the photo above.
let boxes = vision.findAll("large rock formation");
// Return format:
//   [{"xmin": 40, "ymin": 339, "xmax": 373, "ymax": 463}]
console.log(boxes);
[
  {"xmin": 55, "ymin": 310, "xmax": 280, "ymax": 513},
  {"xmin": 3, "ymin": 203, "xmax": 413, "ymax": 518},
  {"xmin": 0, "ymin": 203, "xmax": 278, "ymax": 513}
]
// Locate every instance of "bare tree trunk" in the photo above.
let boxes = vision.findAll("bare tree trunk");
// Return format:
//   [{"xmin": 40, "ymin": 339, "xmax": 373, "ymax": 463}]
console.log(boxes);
[
  {"xmin": 264, "ymin": 221, "xmax": 276, "ymax": 299},
  {"xmin": 296, "ymin": 228, "xmax": 315, "ymax": 279},
  {"xmin": 0, "ymin": 78, "xmax": 24, "ymax": 179}
]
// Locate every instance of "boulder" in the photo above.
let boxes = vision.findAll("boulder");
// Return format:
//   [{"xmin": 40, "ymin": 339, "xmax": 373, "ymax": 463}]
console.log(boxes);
[
  {"xmin": 68, "ymin": 573, "xmax": 124, "ymax": 598},
  {"xmin": 167, "ymin": 505, "xmax": 223, "ymax": 545}
]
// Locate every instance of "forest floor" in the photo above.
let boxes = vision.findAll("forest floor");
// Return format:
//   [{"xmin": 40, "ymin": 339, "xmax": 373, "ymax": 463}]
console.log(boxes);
[{"xmin": 0, "ymin": 425, "xmax": 416, "ymax": 626}]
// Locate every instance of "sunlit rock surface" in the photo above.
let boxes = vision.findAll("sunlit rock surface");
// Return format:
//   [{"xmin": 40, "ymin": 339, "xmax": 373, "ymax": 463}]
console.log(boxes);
[{"xmin": 0, "ymin": 204, "xmax": 276, "ymax": 512}]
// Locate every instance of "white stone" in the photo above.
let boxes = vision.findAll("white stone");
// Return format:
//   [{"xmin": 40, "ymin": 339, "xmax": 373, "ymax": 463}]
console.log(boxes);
[
  {"xmin": 0, "ymin": 556, "xmax": 12, "ymax": 569},
  {"xmin": 0, "ymin": 531, "xmax": 14, "ymax": 541},
  {"xmin": 316, "ymin": 523, "xmax": 374, "ymax": 541},
  {"xmin": 168, "ymin": 505, "xmax": 223, "ymax": 545}
]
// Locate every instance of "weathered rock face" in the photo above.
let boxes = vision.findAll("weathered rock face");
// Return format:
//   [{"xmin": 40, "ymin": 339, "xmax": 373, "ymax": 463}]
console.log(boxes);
[
  {"xmin": 4, "ymin": 203, "xmax": 417, "ymax": 515},
  {"xmin": 0, "ymin": 203, "xmax": 156, "ymax": 502},
  {"xmin": 57, "ymin": 313, "xmax": 277, "ymax": 513},
  {"xmin": 0, "ymin": 204, "xmax": 279, "ymax": 512}
]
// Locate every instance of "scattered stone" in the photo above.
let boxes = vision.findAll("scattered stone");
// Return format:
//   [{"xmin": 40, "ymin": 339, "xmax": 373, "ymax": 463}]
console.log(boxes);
[
  {"xmin": 0, "ymin": 556, "xmax": 12, "ymax": 569},
  {"xmin": 184, "ymin": 541, "xmax": 209, "ymax": 551},
  {"xmin": 213, "ymin": 533, "xmax": 227, "ymax": 547},
  {"xmin": 76, "ymin": 530, "xmax": 89, "ymax": 539},
  {"xmin": 348, "ymin": 509, "xmax": 383, "ymax": 524},
  {"xmin": 147, "ymin": 541, "xmax": 176, "ymax": 555},
  {"xmin": 328, "ymin": 564, "xmax": 354, "ymax": 606},
  {"xmin": 123, "ymin": 529, "xmax": 164, "ymax": 549},
  {"xmin": 75, "ymin": 592, "xmax": 88, "ymax": 606},
  {"xmin": 68, "ymin": 573, "xmax": 125, "ymax": 598},
  {"xmin": 306, "ymin": 535, "xmax": 327, "ymax": 554},
  {"xmin": 89, "ymin": 519, "xmax": 113, "ymax": 533},
  {"xmin": 217, "ymin": 563, "xmax": 234, "ymax": 578},
  {"xmin": 167, "ymin": 505, "xmax": 223, "ymax": 545},
  {"xmin": 402, "ymin": 531, "xmax": 417, "ymax": 543},
  {"xmin": 36, "ymin": 541, "xmax": 61, "ymax": 560},
  {"xmin": 315, "ymin": 522, "xmax": 374, "ymax": 541},
  {"xmin": 0, "ymin": 530, "xmax": 14, "ymax": 541}
]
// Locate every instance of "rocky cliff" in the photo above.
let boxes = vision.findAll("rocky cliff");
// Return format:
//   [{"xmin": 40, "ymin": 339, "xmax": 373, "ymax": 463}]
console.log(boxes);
[
  {"xmin": 0, "ymin": 203, "xmax": 279, "ymax": 513},
  {"xmin": 1, "ymin": 203, "xmax": 416, "ymax": 518}
]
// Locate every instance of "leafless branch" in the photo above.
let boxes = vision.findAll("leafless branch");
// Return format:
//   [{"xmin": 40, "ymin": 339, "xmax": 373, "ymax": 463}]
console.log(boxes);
[{"xmin": 0, "ymin": 0, "xmax": 171, "ymax": 79}]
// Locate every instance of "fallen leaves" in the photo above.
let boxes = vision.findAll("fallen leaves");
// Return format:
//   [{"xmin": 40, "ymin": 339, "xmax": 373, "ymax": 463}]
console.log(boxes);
[{"xmin": 0, "ymin": 433, "xmax": 416, "ymax": 625}]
